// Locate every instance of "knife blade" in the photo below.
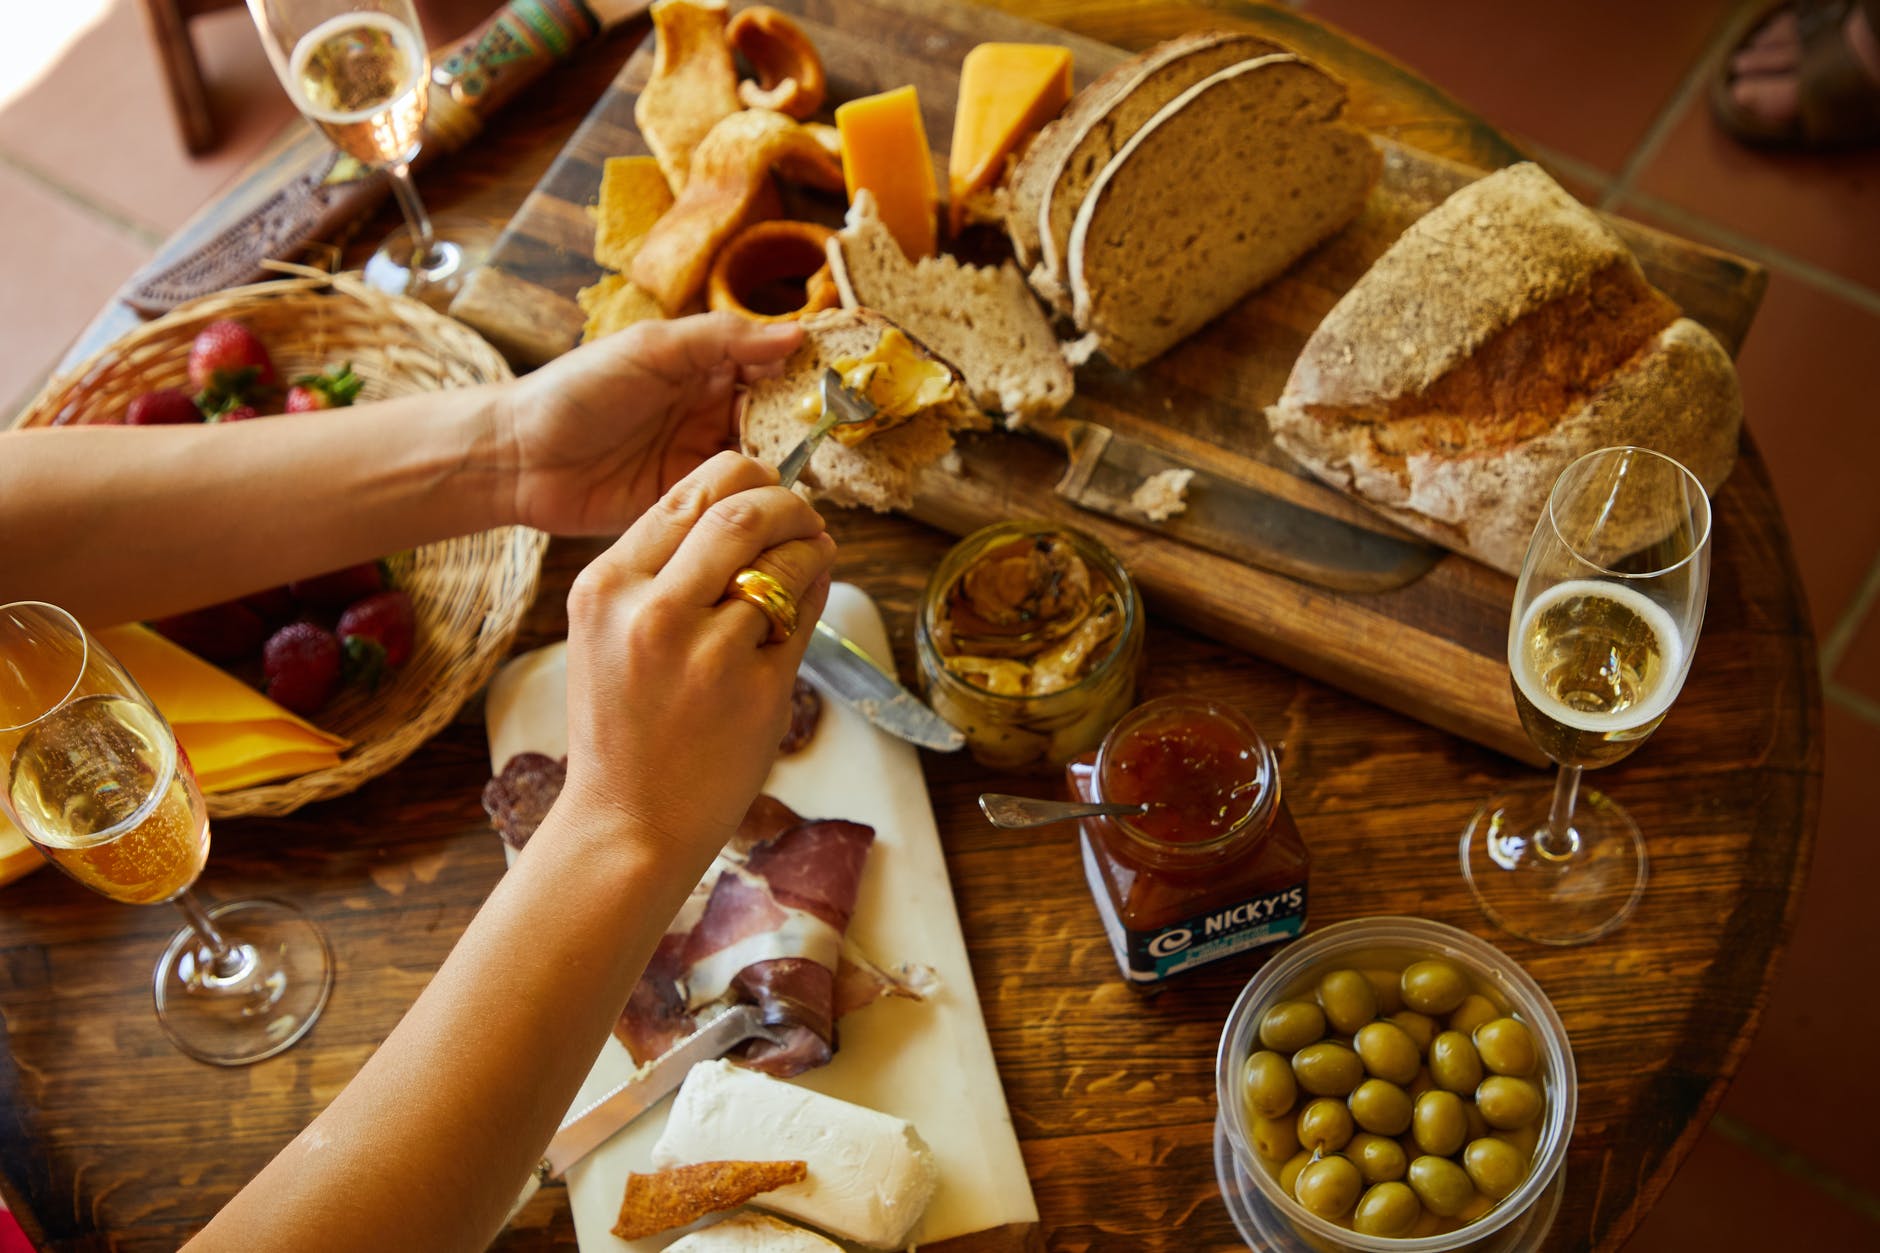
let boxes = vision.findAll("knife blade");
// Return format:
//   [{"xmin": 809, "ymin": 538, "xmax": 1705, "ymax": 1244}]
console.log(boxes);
[{"xmin": 801, "ymin": 622, "xmax": 965, "ymax": 753}]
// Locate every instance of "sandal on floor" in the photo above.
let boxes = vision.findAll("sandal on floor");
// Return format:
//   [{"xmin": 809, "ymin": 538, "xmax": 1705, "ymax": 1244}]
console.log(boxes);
[{"xmin": 1710, "ymin": 0, "xmax": 1880, "ymax": 150}]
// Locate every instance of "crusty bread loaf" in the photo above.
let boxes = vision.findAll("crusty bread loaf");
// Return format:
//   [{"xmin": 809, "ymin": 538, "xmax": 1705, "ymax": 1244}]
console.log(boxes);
[
  {"xmin": 828, "ymin": 191, "xmax": 1073, "ymax": 429},
  {"xmin": 740, "ymin": 308, "xmax": 986, "ymax": 512},
  {"xmin": 1267, "ymin": 162, "xmax": 1743, "ymax": 575},
  {"xmin": 1066, "ymin": 55, "xmax": 1379, "ymax": 369},
  {"xmin": 1017, "ymin": 31, "xmax": 1284, "ymax": 312}
]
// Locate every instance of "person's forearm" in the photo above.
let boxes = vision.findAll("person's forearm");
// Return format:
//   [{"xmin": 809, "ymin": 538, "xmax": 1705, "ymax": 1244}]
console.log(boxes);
[
  {"xmin": 0, "ymin": 386, "xmax": 520, "ymax": 624},
  {"xmin": 188, "ymin": 805, "xmax": 711, "ymax": 1253}
]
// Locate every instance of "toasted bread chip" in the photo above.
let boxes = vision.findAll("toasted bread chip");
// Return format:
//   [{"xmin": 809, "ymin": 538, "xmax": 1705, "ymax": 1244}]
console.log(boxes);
[
  {"xmin": 635, "ymin": 0, "xmax": 741, "ymax": 192},
  {"xmin": 611, "ymin": 1159, "xmax": 810, "ymax": 1240},
  {"xmin": 577, "ymin": 274, "xmax": 665, "ymax": 343},
  {"xmin": 591, "ymin": 156, "xmax": 675, "ymax": 273}
]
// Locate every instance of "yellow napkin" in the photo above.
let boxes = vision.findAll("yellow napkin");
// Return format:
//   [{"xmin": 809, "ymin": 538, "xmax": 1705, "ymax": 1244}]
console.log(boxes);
[{"xmin": 0, "ymin": 624, "xmax": 352, "ymax": 888}]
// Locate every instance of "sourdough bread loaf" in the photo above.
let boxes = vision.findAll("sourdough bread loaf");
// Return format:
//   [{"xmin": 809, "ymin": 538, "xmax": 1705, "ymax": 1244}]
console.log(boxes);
[
  {"xmin": 740, "ymin": 308, "xmax": 985, "ymax": 512},
  {"xmin": 1014, "ymin": 30, "xmax": 1284, "ymax": 311},
  {"xmin": 1066, "ymin": 55, "xmax": 1379, "ymax": 369},
  {"xmin": 1266, "ymin": 162, "xmax": 1743, "ymax": 575},
  {"xmin": 828, "ymin": 191, "xmax": 1073, "ymax": 428}
]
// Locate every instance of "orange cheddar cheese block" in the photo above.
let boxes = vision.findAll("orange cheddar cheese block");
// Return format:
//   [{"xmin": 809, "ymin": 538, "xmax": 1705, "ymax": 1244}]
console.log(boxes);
[
  {"xmin": 836, "ymin": 86, "xmax": 937, "ymax": 259},
  {"xmin": 947, "ymin": 43, "xmax": 1073, "ymax": 235}
]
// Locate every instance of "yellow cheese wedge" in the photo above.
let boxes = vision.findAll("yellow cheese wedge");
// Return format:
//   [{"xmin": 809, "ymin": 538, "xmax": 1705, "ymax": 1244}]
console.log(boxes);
[
  {"xmin": 947, "ymin": 43, "xmax": 1073, "ymax": 235},
  {"xmin": 836, "ymin": 86, "xmax": 937, "ymax": 260}
]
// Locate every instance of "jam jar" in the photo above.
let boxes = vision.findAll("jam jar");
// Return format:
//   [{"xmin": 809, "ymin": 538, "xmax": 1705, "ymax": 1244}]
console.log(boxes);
[
  {"xmin": 917, "ymin": 521, "xmax": 1144, "ymax": 773},
  {"xmin": 1068, "ymin": 695, "xmax": 1309, "ymax": 986}
]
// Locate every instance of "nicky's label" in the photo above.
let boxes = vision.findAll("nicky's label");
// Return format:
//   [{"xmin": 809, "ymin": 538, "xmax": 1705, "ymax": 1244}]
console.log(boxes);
[{"xmin": 1082, "ymin": 837, "xmax": 1306, "ymax": 984}]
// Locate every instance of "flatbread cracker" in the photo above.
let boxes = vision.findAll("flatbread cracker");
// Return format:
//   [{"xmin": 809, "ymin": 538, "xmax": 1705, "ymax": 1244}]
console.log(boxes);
[
  {"xmin": 591, "ymin": 155, "xmax": 675, "ymax": 272},
  {"xmin": 577, "ymin": 274, "xmax": 665, "ymax": 342},
  {"xmin": 612, "ymin": 1159, "xmax": 810, "ymax": 1240}
]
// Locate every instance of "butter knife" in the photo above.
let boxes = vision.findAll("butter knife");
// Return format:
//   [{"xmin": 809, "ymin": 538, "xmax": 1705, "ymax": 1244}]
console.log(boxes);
[
  {"xmin": 507, "ymin": 1004, "xmax": 779, "ymax": 1222},
  {"xmin": 801, "ymin": 622, "xmax": 964, "ymax": 753}
]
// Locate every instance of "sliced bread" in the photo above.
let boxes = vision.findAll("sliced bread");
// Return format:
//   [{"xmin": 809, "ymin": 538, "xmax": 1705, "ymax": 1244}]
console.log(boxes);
[
  {"xmin": 740, "ymin": 308, "xmax": 987, "ymax": 512},
  {"xmin": 1066, "ymin": 54, "xmax": 1379, "ymax": 369},
  {"xmin": 827, "ymin": 191, "xmax": 1073, "ymax": 428},
  {"xmin": 1266, "ymin": 163, "xmax": 1742, "ymax": 575}
]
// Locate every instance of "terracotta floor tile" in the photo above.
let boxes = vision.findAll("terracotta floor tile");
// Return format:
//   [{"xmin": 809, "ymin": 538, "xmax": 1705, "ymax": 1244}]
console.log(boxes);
[
  {"xmin": 1830, "ymin": 593, "xmax": 1880, "ymax": 703},
  {"xmin": 1713, "ymin": 705, "xmax": 1880, "ymax": 1195},
  {"xmin": 0, "ymin": 164, "xmax": 151, "ymax": 411},
  {"xmin": 1631, "ymin": 69, "xmax": 1880, "ymax": 291},
  {"xmin": 0, "ymin": 0, "xmax": 296, "ymax": 237},
  {"xmin": 1714, "ymin": 270, "xmax": 1880, "ymax": 632},
  {"xmin": 1299, "ymin": 0, "xmax": 1736, "ymax": 172},
  {"xmin": 1629, "ymin": 1125, "xmax": 1878, "ymax": 1250}
]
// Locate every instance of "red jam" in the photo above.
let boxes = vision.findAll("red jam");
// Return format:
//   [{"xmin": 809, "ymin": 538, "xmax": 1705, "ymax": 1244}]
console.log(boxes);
[{"xmin": 1069, "ymin": 696, "xmax": 1309, "ymax": 987}]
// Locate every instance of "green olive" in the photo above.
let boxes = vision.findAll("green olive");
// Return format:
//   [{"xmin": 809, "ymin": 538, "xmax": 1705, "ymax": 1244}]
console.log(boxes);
[
  {"xmin": 1401, "ymin": 959, "xmax": 1470, "ymax": 1015},
  {"xmin": 1353, "ymin": 1180, "xmax": 1422, "ymax": 1237},
  {"xmin": 1495, "ymin": 1122, "xmax": 1542, "ymax": 1162},
  {"xmin": 1298, "ymin": 1096, "xmax": 1355, "ymax": 1152},
  {"xmin": 1345, "ymin": 1132, "xmax": 1407, "ymax": 1184},
  {"xmin": 1388, "ymin": 1010, "xmax": 1438, "ymax": 1053},
  {"xmin": 1406, "ymin": 1154, "xmax": 1474, "ymax": 1217},
  {"xmin": 1361, "ymin": 968, "xmax": 1404, "ymax": 1016},
  {"xmin": 1465, "ymin": 1101, "xmax": 1490, "ymax": 1144},
  {"xmin": 1449, "ymin": 993, "xmax": 1500, "ymax": 1036},
  {"xmin": 1406, "ymin": 1066, "xmax": 1435, "ymax": 1098},
  {"xmin": 1243, "ymin": 1049, "xmax": 1298, "ymax": 1120},
  {"xmin": 1354, "ymin": 1020, "xmax": 1421, "ymax": 1086},
  {"xmin": 1318, "ymin": 968, "xmax": 1379, "ymax": 1035},
  {"xmin": 1464, "ymin": 1136, "xmax": 1527, "ymax": 1201},
  {"xmin": 1411, "ymin": 1089, "xmax": 1468, "ymax": 1157},
  {"xmin": 1295, "ymin": 1154, "xmax": 1363, "ymax": 1220},
  {"xmin": 1455, "ymin": 1191, "xmax": 1494, "ymax": 1222},
  {"xmin": 1292, "ymin": 1041, "xmax": 1364, "ymax": 1097},
  {"xmin": 1260, "ymin": 999, "xmax": 1327, "ymax": 1052},
  {"xmin": 1278, "ymin": 1149, "xmax": 1313, "ymax": 1196},
  {"xmin": 1477, "ymin": 1076, "xmax": 1543, "ymax": 1130},
  {"xmin": 1348, "ymin": 1078, "xmax": 1413, "ymax": 1137},
  {"xmin": 1252, "ymin": 1111, "xmax": 1301, "ymax": 1162},
  {"xmin": 1429, "ymin": 1030, "xmax": 1485, "ymax": 1093},
  {"xmin": 1475, "ymin": 1017, "xmax": 1538, "ymax": 1077}
]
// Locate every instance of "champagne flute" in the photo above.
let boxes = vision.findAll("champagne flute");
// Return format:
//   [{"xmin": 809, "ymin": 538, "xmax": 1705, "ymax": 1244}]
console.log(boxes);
[
  {"xmin": 1460, "ymin": 447, "xmax": 1712, "ymax": 946},
  {"xmin": 248, "ymin": 0, "xmax": 486, "ymax": 301},
  {"xmin": 0, "ymin": 603, "xmax": 333, "ymax": 1065}
]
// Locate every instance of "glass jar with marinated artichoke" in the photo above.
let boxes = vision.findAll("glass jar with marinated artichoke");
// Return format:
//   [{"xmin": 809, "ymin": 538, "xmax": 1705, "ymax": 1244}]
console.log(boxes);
[{"xmin": 916, "ymin": 522, "xmax": 1143, "ymax": 772}]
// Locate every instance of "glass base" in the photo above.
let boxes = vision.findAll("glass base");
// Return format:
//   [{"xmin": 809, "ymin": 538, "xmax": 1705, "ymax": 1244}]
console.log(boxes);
[
  {"xmin": 1460, "ymin": 784, "xmax": 1648, "ymax": 946},
  {"xmin": 153, "ymin": 898, "xmax": 334, "ymax": 1066},
  {"xmin": 361, "ymin": 214, "xmax": 494, "ymax": 307}
]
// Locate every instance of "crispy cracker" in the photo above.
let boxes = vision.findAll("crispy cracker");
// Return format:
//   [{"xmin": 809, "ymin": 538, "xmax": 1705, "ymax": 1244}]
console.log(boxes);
[
  {"xmin": 592, "ymin": 156, "xmax": 675, "ymax": 272},
  {"xmin": 577, "ymin": 274, "xmax": 665, "ymax": 343},
  {"xmin": 611, "ymin": 1159, "xmax": 809, "ymax": 1240}
]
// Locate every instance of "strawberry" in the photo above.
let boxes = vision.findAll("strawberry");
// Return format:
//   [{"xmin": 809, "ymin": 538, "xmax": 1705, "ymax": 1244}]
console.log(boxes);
[
  {"xmin": 339, "ymin": 590, "xmax": 416, "ymax": 687},
  {"xmin": 124, "ymin": 388, "xmax": 203, "ymax": 426},
  {"xmin": 289, "ymin": 562, "xmax": 386, "ymax": 608},
  {"xmin": 151, "ymin": 602, "xmax": 268, "ymax": 663},
  {"xmin": 212, "ymin": 403, "xmax": 261, "ymax": 423},
  {"xmin": 285, "ymin": 363, "xmax": 363, "ymax": 412},
  {"xmin": 189, "ymin": 320, "xmax": 276, "ymax": 416},
  {"xmin": 263, "ymin": 622, "xmax": 342, "ymax": 715}
]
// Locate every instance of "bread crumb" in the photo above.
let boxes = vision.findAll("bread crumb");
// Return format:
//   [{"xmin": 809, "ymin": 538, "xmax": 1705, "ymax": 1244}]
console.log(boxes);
[
  {"xmin": 1130, "ymin": 468, "xmax": 1195, "ymax": 522},
  {"xmin": 938, "ymin": 449, "xmax": 965, "ymax": 475}
]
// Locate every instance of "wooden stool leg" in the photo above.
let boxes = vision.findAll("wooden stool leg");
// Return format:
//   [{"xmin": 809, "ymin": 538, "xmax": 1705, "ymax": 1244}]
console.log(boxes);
[{"xmin": 137, "ymin": 0, "xmax": 219, "ymax": 155}]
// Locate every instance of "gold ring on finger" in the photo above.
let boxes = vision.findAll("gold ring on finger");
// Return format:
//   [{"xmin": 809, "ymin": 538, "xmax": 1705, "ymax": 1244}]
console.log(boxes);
[{"xmin": 725, "ymin": 567, "xmax": 799, "ymax": 644}]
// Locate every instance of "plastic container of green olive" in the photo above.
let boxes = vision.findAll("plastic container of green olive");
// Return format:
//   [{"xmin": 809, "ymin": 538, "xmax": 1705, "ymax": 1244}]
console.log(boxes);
[{"xmin": 1214, "ymin": 917, "xmax": 1576, "ymax": 1250}]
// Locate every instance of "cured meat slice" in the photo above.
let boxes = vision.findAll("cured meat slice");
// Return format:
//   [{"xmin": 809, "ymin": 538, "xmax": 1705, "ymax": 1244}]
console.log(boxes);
[{"xmin": 481, "ymin": 752, "xmax": 566, "ymax": 849}]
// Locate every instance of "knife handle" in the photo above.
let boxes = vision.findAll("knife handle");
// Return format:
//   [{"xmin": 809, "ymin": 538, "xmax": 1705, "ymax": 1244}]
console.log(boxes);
[{"xmin": 426, "ymin": 0, "xmax": 617, "ymax": 151}]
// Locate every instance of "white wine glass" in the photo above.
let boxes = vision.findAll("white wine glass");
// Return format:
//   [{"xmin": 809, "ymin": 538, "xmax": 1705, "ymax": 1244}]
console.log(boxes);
[
  {"xmin": 1460, "ymin": 446, "xmax": 1712, "ymax": 946},
  {"xmin": 248, "ymin": 0, "xmax": 487, "ymax": 301},
  {"xmin": 0, "ymin": 603, "xmax": 333, "ymax": 1065}
]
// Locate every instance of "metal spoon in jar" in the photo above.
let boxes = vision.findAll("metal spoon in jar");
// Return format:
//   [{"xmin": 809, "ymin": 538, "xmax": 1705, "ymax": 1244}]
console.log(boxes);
[{"xmin": 978, "ymin": 793, "xmax": 1150, "ymax": 830}]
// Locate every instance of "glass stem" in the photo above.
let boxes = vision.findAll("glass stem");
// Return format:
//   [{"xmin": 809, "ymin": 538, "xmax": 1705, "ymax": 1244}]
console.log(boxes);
[
  {"xmin": 172, "ymin": 888, "xmax": 245, "ymax": 980},
  {"xmin": 385, "ymin": 159, "xmax": 437, "ymax": 270},
  {"xmin": 1538, "ymin": 764, "xmax": 1583, "ymax": 859}
]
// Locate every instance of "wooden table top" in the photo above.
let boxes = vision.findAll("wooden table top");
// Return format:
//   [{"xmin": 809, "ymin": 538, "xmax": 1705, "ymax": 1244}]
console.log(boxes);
[{"xmin": 1, "ymin": 3, "xmax": 1821, "ymax": 1251}]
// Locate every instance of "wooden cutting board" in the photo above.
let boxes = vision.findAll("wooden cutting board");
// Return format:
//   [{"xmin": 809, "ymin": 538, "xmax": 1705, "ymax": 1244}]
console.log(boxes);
[{"xmin": 452, "ymin": 0, "xmax": 1765, "ymax": 764}]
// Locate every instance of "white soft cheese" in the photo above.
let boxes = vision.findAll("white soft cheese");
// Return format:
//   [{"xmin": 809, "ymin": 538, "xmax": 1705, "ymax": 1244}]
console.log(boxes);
[
  {"xmin": 663, "ymin": 1213, "xmax": 843, "ymax": 1251},
  {"xmin": 651, "ymin": 1060, "xmax": 938, "ymax": 1249}
]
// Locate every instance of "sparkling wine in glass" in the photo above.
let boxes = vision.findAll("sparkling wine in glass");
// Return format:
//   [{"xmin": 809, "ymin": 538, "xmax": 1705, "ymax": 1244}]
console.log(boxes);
[
  {"xmin": 1460, "ymin": 446, "xmax": 1712, "ymax": 946},
  {"xmin": 250, "ymin": 0, "xmax": 487, "ymax": 300},
  {"xmin": 0, "ymin": 603, "xmax": 333, "ymax": 1066}
]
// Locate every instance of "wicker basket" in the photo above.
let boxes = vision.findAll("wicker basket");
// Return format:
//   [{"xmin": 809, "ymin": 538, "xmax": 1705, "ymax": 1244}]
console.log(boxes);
[{"xmin": 11, "ymin": 267, "xmax": 548, "ymax": 819}]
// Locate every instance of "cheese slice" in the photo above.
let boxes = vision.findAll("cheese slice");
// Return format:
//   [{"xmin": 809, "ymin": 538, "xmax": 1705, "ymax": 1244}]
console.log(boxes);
[
  {"xmin": 947, "ymin": 43, "xmax": 1072, "ymax": 235},
  {"xmin": 835, "ymin": 86, "xmax": 937, "ymax": 259},
  {"xmin": 664, "ymin": 1214, "xmax": 841, "ymax": 1251},
  {"xmin": 652, "ymin": 1059, "xmax": 938, "ymax": 1249},
  {"xmin": 590, "ymin": 155, "xmax": 675, "ymax": 273}
]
